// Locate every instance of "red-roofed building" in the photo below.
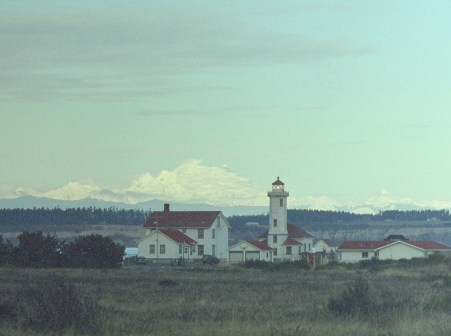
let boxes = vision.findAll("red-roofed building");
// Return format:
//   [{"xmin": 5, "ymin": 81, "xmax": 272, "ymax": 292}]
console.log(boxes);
[
  {"xmin": 337, "ymin": 238, "xmax": 451, "ymax": 263},
  {"xmin": 227, "ymin": 240, "xmax": 273, "ymax": 262},
  {"xmin": 257, "ymin": 223, "xmax": 314, "ymax": 260},
  {"xmin": 138, "ymin": 204, "xmax": 231, "ymax": 261},
  {"xmin": 313, "ymin": 239, "xmax": 337, "ymax": 253}
]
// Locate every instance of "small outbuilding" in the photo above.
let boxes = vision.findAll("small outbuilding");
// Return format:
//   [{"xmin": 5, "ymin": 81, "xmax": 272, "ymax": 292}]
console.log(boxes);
[
  {"xmin": 228, "ymin": 240, "xmax": 273, "ymax": 262},
  {"xmin": 313, "ymin": 239, "xmax": 336, "ymax": 253}
]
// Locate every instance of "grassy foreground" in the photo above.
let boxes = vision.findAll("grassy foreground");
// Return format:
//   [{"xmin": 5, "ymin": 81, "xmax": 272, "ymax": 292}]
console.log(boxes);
[{"xmin": 1, "ymin": 261, "xmax": 451, "ymax": 336}]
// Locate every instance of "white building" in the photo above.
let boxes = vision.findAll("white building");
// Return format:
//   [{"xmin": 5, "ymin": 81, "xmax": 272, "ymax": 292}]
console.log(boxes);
[
  {"xmin": 338, "ymin": 239, "xmax": 451, "ymax": 263},
  {"xmin": 313, "ymin": 239, "xmax": 336, "ymax": 253},
  {"xmin": 138, "ymin": 204, "xmax": 231, "ymax": 261},
  {"xmin": 257, "ymin": 177, "xmax": 314, "ymax": 261},
  {"xmin": 228, "ymin": 240, "xmax": 273, "ymax": 262}
]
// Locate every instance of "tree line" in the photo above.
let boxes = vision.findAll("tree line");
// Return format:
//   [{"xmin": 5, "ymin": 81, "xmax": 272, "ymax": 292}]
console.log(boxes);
[
  {"xmin": 0, "ymin": 232, "xmax": 124, "ymax": 268},
  {"xmin": 0, "ymin": 207, "xmax": 149, "ymax": 227},
  {"xmin": 227, "ymin": 209, "xmax": 451, "ymax": 231},
  {"xmin": 1, "ymin": 207, "xmax": 450, "ymax": 232}
]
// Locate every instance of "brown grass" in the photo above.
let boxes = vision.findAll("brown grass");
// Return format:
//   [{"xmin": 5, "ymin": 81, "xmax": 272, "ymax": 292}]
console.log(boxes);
[{"xmin": 1, "ymin": 262, "xmax": 451, "ymax": 335}]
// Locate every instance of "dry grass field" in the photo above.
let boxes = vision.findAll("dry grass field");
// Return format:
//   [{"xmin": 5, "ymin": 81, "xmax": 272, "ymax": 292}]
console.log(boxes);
[{"xmin": 1, "ymin": 259, "xmax": 451, "ymax": 336}]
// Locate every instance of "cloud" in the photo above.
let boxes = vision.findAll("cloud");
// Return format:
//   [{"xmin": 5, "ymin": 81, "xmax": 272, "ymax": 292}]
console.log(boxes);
[
  {"xmin": 0, "ymin": 4, "xmax": 372, "ymax": 101},
  {"xmin": 127, "ymin": 160, "xmax": 266, "ymax": 206},
  {"xmin": 11, "ymin": 160, "xmax": 267, "ymax": 206},
  {"xmin": 8, "ymin": 168, "xmax": 451, "ymax": 213}
]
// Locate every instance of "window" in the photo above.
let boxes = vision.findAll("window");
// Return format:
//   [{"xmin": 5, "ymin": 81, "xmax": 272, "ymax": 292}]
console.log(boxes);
[
  {"xmin": 374, "ymin": 251, "xmax": 379, "ymax": 258},
  {"xmin": 149, "ymin": 244, "xmax": 155, "ymax": 254},
  {"xmin": 274, "ymin": 248, "xmax": 277, "ymax": 256},
  {"xmin": 362, "ymin": 251, "xmax": 369, "ymax": 258},
  {"xmin": 212, "ymin": 244, "xmax": 215, "ymax": 256},
  {"xmin": 160, "ymin": 245, "xmax": 166, "ymax": 254},
  {"xmin": 198, "ymin": 245, "xmax": 204, "ymax": 256},
  {"xmin": 299, "ymin": 246, "xmax": 302, "ymax": 254},
  {"xmin": 273, "ymin": 235, "xmax": 277, "ymax": 243},
  {"xmin": 179, "ymin": 244, "xmax": 182, "ymax": 254},
  {"xmin": 286, "ymin": 246, "xmax": 292, "ymax": 255},
  {"xmin": 280, "ymin": 198, "xmax": 283, "ymax": 207},
  {"xmin": 198, "ymin": 229, "xmax": 204, "ymax": 239},
  {"xmin": 308, "ymin": 243, "xmax": 311, "ymax": 251},
  {"xmin": 191, "ymin": 246, "xmax": 195, "ymax": 255},
  {"xmin": 212, "ymin": 229, "xmax": 216, "ymax": 239},
  {"xmin": 273, "ymin": 219, "xmax": 277, "ymax": 227}
]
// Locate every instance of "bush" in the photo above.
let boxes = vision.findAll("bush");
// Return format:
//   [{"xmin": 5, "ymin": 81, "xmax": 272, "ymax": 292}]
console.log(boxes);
[
  {"xmin": 15, "ymin": 274, "xmax": 100, "ymax": 334},
  {"xmin": 0, "ymin": 235, "xmax": 13, "ymax": 265},
  {"xmin": 242, "ymin": 259, "xmax": 310, "ymax": 271},
  {"xmin": 328, "ymin": 276, "xmax": 373, "ymax": 316},
  {"xmin": 159, "ymin": 279, "xmax": 177, "ymax": 287},
  {"xmin": 14, "ymin": 231, "xmax": 62, "ymax": 267},
  {"xmin": 62, "ymin": 234, "xmax": 125, "ymax": 268}
]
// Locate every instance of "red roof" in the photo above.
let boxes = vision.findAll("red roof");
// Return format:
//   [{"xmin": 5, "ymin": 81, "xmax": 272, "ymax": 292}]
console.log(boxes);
[
  {"xmin": 407, "ymin": 240, "xmax": 450, "ymax": 250},
  {"xmin": 144, "ymin": 210, "xmax": 221, "ymax": 229},
  {"xmin": 272, "ymin": 177, "xmax": 284, "ymax": 185},
  {"xmin": 246, "ymin": 240, "xmax": 273, "ymax": 251},
  {"xmin": 287, "ymin": 224, "xmax": 313, "ymax": 238},
  {"xmin": 338, "ymin": 241, "xmax": 390, "ymax": 250},
  {"xmin": 318, "ymin": 239, "xmax": 335, "ymax": 247},
  {"xmin": 338, "ymin": 240, "xmax": 451, "ymax": 251},
  {"xmin": 160, "ymin": 229, "xmax": 197, "ymax": 245},
  {"xmin": 258, "ymin": 224, "xmax": 313, "ymax": 239},
  {"xmin": 283, "ymin": 238, "xmax": 301, "ymax": 246}
]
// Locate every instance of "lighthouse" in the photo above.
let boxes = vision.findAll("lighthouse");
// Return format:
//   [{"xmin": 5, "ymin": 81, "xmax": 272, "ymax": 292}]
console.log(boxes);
[{"xmin": 267, "ymin": 177, "xmax": 289, "ymax": 257}]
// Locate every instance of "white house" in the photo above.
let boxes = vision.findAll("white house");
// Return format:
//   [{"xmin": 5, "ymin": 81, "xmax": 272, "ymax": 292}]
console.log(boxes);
[
  {"xmin": 138, "ymin": 229, "xmax": 197, "ymax": 260},
  {"xmin": 337, "ymin": 239, "xmax": 451, "ymax": 263},
  {"xmin": 228, "ymin": 240, "xmax": 273, "ymax": 262},
  {"xmin": 250, "ymin": 177, "xmax": 313, "ymax": 261},
  {"xmin": 313, "ymin": 239, "xmax": 336, "ymax": 253},
  {"xmin": 138, "ymin": 204, "xmax": 231, "ymax": 261}
]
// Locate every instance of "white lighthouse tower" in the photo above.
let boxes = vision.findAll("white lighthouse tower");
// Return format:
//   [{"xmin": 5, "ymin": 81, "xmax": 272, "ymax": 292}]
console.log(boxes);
[{"xmin": 267, "ymin": 177, "xmax": 289, "ymax": 258}]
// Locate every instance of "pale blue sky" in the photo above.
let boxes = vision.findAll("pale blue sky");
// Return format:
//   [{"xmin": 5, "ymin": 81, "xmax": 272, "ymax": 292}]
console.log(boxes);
[{"xmin": 1, "ymin": 1, "xmax": 451, "ymax": 208}]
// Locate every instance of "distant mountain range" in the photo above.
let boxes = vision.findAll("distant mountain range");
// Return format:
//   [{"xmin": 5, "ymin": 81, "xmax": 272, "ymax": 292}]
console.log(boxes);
[
  {"xmin": 1, "ymin": 194, "xmax": 450, "ymax": 216},
  {"xmin": 0, "ymin": 196, "xmax": 268, "ymax": 217}
]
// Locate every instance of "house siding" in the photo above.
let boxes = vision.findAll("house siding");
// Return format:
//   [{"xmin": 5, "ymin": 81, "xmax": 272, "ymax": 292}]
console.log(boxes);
[
  {"xmin": 138, "ymin": 233, "xmax": 193, "ymax": 260},
  {"xmin": 378, "ymin": 243, "xmax": 424, "ymax": 260}
]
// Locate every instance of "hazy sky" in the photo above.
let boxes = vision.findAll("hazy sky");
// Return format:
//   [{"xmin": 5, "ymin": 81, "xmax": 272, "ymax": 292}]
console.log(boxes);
[{"xmin": 1, "ymin": 1, "xmax": 451, "ymax": 209}]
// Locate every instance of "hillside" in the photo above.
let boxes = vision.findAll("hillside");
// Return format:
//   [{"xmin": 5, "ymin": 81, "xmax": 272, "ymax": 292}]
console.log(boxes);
[{"xmin": 1, "ymin": 208, "xmax": 451, "ymax": 247}]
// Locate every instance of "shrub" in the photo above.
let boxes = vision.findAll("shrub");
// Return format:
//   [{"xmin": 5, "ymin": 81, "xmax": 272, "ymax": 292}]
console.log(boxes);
[
  {"xmin": 14, "ymin": 231, "xmax": 62, "ymax": 267},
  {"xmin": 15, "ymin": 274, "xmax": 100, "ymax": 334},
  {"xmin": 62, "ymin": 234, "xmax": 125, "ymax": 268},
  {"xmin": 159, "ymin": 279, "xmax": 177, "ymax": 287},
  {"xmin": 0, "ymin": 235, "xmax": 13, "ymax": 265},
  {"xmin": 328, "ymin": 276, "xmax": 373, "ymax": 316},
  {"xmin": 243, "ymin": 260, "xmax": 270, "ymax": 269}
]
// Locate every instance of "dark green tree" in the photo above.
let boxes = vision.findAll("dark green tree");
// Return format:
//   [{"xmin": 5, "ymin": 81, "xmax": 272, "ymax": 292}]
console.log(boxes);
[
  {"xmin": 63, "ymin": 234, "xmax": 124, "ymax": 268},
  {"xmin": 0, "ymin": 235, "xmax": 13, "ymax": 265},
  {"xmin": 15, "ymin": 231, "xmax": 61, "ymax": 267}
]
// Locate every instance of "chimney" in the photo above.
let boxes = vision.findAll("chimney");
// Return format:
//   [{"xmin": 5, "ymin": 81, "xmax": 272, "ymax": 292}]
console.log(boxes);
[{"xmin": 164, "ymin": 203, "xmax": 170, "ymax": 212}]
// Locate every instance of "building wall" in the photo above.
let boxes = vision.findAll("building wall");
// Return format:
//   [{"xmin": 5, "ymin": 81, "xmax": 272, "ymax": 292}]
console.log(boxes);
[
  {"xmin": 268, "ymin": 190, "xmax": 289, "ymax": 235},
  {"xmin": 142, "ymin": 213, "xmax": 230, "ymax": 260},
  {"xmin": 314, "ymin": 240, "xmax": 335, "ymax": 253},
  {"xmin": 339, "ymin": 250, "xmax": 378, "ymax": 263},
  {"xmin": 227, "ymin": 241, "xmax": 272, "ymax": 262},
  {"xmin": 378, "ymin": 243, "xmax": 425, "ymax": 260},
  {"xmin": 138, "ymin": 233, "xmax": 194, "ymax": 260}
]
